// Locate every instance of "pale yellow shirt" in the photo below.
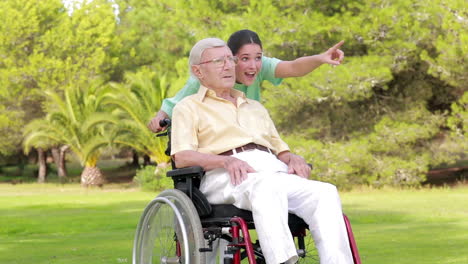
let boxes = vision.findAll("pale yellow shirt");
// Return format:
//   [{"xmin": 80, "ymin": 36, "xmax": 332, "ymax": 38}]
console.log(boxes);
[{"xmin": 171, "ymin": 85, "xmax": 290, "ymax": 156}]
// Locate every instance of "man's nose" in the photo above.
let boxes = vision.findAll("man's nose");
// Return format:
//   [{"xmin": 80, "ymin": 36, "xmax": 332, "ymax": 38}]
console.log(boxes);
[{"xmin": 223, "ymin": 58, "xmax": 236, "ymax": 69}]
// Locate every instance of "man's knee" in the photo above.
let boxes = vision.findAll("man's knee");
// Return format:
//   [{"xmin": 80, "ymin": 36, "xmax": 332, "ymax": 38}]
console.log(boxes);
[
  {"xmin": 316, "ymin": 182, "xmax": 342, "ymax": 207},
  {"xmin": 323, "ymin": 182, "xmax": 338, "ymax": 194}
]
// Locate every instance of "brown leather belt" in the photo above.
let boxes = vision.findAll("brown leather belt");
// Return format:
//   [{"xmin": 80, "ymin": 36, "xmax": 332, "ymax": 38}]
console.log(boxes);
[{"xmin": 219, "ymin": 143, "xmax": 272, "ymax": 156}]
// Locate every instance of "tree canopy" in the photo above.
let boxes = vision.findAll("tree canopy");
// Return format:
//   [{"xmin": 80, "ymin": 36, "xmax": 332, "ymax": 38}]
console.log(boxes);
[{"xmin": 1, "ymin": 0, "xmax": 466, "ymax": 187}]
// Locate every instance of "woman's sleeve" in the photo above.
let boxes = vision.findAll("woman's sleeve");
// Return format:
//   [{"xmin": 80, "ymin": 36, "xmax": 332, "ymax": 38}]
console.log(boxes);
[
  {"xmin": 261, "ymin": 56, "xmax": 284, "ymax": 86},
  {"xmin": 161, "ymin": 76, "xmax": 201, "ymax": 117}
]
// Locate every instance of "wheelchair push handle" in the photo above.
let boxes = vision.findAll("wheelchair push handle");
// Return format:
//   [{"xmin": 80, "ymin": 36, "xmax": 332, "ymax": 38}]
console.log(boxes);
[
  {"xmin": 159, "ymin": 118, "xmax": 171, "ymax": 128},
  {"xmin": 156, "ymin": 119, "xmax": 171, "ymax": 138}
]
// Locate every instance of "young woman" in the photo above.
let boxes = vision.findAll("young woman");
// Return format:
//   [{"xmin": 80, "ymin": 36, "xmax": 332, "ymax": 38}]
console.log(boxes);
[{"xmin": 147, "ymin": 29, "xmax": 344, "ymax": 132}]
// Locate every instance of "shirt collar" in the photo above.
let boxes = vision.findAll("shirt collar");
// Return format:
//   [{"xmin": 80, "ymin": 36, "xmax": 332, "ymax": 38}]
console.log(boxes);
[
  {"xmin": 195, "ymin": 85, "xmax": 210, "ymax": 101},
  {"xmin": 197, "ymin": 85, "xmax": 248, "ymax": 104}
]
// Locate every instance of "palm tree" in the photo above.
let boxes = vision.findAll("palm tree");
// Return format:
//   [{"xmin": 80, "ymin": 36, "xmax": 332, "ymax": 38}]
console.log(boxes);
[
  {"xmin": 104, "ymin": 68, "xmax": 170, "ymax": 166},
  {"xmin": 24, "ymin": 83, "xmax": 118, "ymax": 186},
  {"xmin": 23, "ymin": 119, "xmax": 70, "ymax": 183}
]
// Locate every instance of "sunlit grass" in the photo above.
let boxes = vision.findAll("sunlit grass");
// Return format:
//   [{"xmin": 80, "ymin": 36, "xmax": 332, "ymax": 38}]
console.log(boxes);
[
  {"xmin": 0, "ymin": 184, "xmax": 156, "ymax": 264},
  {"xmin": 0, "ymin": 184, "xmax": 467, "ymax": 264},
  {"xmin": 341, "ymin": 185, "xmax": 468, "ymax": 264}
]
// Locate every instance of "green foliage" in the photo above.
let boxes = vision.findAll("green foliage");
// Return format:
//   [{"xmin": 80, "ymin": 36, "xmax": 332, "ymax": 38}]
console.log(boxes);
[
  {"xmin": 1, "ymin": 0, "xmax": 120, "ymax": 159},
  {"xmin": 0, "ymin": 106, "xmax": 24, "ymax": 156},
  {"xmin": 116, "ymin": 0, "xmax": 197, "ymax": 76},
  {"xmin": 134, "ymin": 165, "xmax": 173, "ymax": 191},
  {"xmin": 35, "ymin": 0, "xmax": 121, "ymax": 92},
  {"xmin": 23, "ymin": 83, "xmax": 118, "ymax": 167},
  {"xmin": 105, "ymin": 68, "xmax": 171, "ymax": 163},
  {"xmin": 447, "ymin": 92, "xmax": 468, "ymax": 137},
  {"xmin": 0, "ymin": 0, "xmax": 63, "ymax": 155},
  {"xmin": 420, "ymin": 0, "xmax": 468, "ymax": 91},
  {"xmin": 260, "ymin": 0, "xmax": 467, "ymax": 187},
  {"xmin": 2, "ymin": 0, "xmax": 466, "ymax": 186}
]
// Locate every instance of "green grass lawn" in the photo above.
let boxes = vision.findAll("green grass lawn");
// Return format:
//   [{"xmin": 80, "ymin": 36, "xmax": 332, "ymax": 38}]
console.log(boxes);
[
  {"xmin": 0, "ymin": 184, "xmax": 156, "ymax": 264},
  {"xmin": 0, "ymin": 184, "xmax": 467, "ymax": 264},
  {"xmin": 341, "ymin": 186, "xmax": 468, "ymax": 264}
]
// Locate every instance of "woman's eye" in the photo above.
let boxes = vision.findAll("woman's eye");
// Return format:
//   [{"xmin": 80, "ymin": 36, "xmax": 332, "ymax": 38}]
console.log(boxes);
[
  {"xmin": 241, "ymin": 57, "xmax": 248, "ymax": 62},
  {"xmin": 255, "ymin": 56, "xmax": 262, "ymax": 61}
]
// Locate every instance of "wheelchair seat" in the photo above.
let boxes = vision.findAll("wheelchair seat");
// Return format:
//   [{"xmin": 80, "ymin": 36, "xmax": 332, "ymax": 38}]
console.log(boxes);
[{"xmin": 204, "ymin": 204, "xmax": 308, "ymax": 233}]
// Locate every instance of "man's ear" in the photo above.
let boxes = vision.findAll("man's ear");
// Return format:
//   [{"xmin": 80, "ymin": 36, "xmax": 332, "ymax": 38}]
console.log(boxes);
[{"xmin": 192, "ymin": 65, "xmax": 203, "ymax": 79}]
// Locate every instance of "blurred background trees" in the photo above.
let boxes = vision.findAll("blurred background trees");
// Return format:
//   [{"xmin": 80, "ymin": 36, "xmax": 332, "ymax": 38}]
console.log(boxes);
[{"xmin": 0, "ymin": 0, "xmax": 466, "ymax": 187}]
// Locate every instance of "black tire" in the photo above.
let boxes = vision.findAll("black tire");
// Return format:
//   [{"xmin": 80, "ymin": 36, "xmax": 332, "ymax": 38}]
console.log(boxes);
[{"xmin": 133, "ymin": 189, "xmax": 206, "ymax": 264}]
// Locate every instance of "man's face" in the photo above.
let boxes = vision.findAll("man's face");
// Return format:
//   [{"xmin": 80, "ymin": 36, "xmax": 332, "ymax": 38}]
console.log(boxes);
[{"xmin": 193, "ymin": 46, "xmax": 236, "ymax": 90}]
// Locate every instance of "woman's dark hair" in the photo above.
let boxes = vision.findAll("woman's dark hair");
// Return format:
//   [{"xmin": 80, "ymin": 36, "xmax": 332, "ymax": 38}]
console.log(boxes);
[{"xmin": 227, "ymin": 29, "xmax": 263, "ymax": 55}]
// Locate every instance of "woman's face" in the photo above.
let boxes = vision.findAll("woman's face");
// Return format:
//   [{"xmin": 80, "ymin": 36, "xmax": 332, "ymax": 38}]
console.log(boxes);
[{"xmin": 234, "ymin": 43, "xmax": 263, "ymax": 86}]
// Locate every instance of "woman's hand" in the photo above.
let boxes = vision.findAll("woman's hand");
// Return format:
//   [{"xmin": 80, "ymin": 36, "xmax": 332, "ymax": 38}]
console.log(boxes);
[
  {"xmin": 223, "ymin": 156, "xmax": 256, "ymax": 185},
  {"xmin": 147, "ymin": 110, "xmax": 169, "ymax": 133},
  {"xmin": 320, "ymin": 40, "xmax": 345, "ymax": 66}
]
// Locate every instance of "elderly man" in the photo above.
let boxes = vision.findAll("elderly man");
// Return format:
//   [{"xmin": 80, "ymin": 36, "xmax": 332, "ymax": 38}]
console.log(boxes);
[{"xmin": 171, "ymin": 38, "xmax": 353, "ymax": 264}]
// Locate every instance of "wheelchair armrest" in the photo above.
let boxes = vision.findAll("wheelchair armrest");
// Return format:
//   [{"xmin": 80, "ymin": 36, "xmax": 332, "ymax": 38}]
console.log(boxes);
[
  {"xmin": 167, "ymin": 166, "xmax": 205, "ymax": 179},
  {"xmin": 166, "ymin": 166, "xmax": 211, "ymax": 217}
]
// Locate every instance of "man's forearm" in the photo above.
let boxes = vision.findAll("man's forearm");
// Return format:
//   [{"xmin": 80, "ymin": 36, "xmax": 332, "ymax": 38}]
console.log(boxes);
[
  {"xmin": 173, "ymin": 150, "xmax": 226, "ymax": 170},
  {"xmin": 277, "ymin": 150, "xmax": 292, "ymax": 164}
]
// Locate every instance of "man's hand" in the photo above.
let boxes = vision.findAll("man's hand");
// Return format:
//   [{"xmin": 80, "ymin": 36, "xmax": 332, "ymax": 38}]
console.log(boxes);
[
  {"xmin": 278, "ymin": 151, "xmax": 311, "ymax": 178},
  {"xmin": 320, "ymin": 40, "xmax": 345, "ymax": 66},
  {"xmin": 223, "ymin": 156, "xmax": 256, "ymax": 185},
  {"xmin": 147, "ymin": 110, "xmax": 169, "ymax": 133}
]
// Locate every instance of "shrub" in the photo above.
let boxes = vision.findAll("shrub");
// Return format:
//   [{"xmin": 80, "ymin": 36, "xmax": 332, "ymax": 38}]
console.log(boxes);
[{"xmin": 134, "ymin": 165, "xmax": 173, "ymax": 191}]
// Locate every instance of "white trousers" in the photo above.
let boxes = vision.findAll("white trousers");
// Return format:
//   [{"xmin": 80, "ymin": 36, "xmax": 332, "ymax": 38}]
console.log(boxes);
[{"xmin": 200, "ymin": 150, "xmax": 353, "ymax": 264}]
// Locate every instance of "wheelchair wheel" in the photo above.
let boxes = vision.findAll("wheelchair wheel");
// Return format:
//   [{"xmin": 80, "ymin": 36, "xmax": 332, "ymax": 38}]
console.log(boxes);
[
  {"xmin": 296, "ymin": 230, "xmax": 319, "ymax": 264},
  {"xmin": 133, "ymin": 189, "xmax": 206, "ymax": 264}
]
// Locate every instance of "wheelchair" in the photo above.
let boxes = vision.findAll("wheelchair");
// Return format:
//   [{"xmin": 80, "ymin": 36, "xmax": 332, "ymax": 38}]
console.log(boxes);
[{"xmin": 133, "ymin": 119, "xmax": 362, "ymax": 264}]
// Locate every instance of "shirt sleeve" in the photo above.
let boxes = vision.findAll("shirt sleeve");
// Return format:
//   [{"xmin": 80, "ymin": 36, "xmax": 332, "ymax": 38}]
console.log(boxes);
[
  {"xmin": 260, "ymin": 56, "xmax": 284, "ymax": 86},
  {"xmin": 161, "ymin": 76, "xmax": 201, "ymax": 117},
  {"xmin": 170, "ymin": 101, "xmax": 199, "ymax": 155}
]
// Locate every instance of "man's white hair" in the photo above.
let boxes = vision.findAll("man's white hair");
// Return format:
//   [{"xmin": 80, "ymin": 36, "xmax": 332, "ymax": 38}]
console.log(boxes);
[{"xmin": 189, "ymin": 37, "xmax": 226, "ymax": 78}]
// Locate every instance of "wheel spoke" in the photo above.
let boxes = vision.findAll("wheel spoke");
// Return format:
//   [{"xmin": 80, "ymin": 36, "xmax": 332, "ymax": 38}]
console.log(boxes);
[
  {"xmin": 296, "ymin": 231, "xmax": 319, "ymax": 264},
  {"xmin": 133, "ymin": 189, "xmax": 206, "ymax": 264}
]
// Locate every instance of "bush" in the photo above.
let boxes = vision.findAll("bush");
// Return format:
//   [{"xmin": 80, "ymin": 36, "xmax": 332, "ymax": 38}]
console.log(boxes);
[{"xmin": 134, "ymin": 165, "xmax": 173, "ymax": 191}]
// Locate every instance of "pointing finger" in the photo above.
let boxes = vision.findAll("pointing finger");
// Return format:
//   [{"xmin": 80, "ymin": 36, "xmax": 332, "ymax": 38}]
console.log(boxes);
[{"xmin": 330, "ymin": 40, "xmax": 345, "ymax": 51}]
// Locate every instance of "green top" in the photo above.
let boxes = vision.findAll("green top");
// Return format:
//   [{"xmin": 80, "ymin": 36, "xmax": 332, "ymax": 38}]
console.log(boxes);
[{"xmin": 161, "ymin": 56, "xmax": 283, "ymax": 117}]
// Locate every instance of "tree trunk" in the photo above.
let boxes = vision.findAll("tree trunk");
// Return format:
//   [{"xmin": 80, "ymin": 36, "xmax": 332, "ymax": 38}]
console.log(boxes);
[
  {"xmin": 51, "ymin": 146, "xmax": 68, "ymax": 181},
  {"xmin": 132, "ymin": 150, "xmax": 139, "ymax": 167},
  {"xmin": 59, "ymin": 145, "xmax": 69, "ymax": 177},
  {"xmin": 143, "ymin": 154, "xmax": 151, "ymax": 166},
  {"xmin": 80, "ymin": 166, "xmax": 105, "ymax": 187},
  {"xmin": 37, "ymin": 148, "xmax": 47, "ymax": 183}
]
